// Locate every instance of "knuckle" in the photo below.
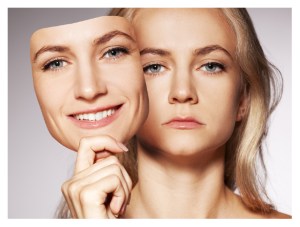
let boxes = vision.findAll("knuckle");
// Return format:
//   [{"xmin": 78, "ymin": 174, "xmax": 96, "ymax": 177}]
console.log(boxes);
[
  {"xmin": 79, "ymin": 187, "xmax": 94, "ymax": 204},
  {"xmin": 80, "ymin": 187, "xmax": 106, "ymax": 207},
  {"xmin": 108, "ymin": 155, "xmax": 120, "ymax": 165},
  {"xmin": 109, "ymin": 174, "xmax": 121, "ymax": 185},
  {"xmin": 103, "ymin": 134, "xmax": 113, "ymax": 140},
  {"xmin": 110, "ymin": 163, "xmax": 122, "ymax": 173},
  {"xmin": 68, "ymin": 181, "xmax": 80, "ymax": 197},
  {"xmin": 61, "ymin": 181, "xmax": 69, "ymax": 194},
  {"xmin": 79, "ymin": 137, "xmax": 88, "ymax": 147}
]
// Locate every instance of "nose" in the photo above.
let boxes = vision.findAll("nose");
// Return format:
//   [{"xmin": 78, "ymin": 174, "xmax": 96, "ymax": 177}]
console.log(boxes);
[
  {"xmin": 168, "ymin": 68, "xmax": 198, "ymax": 104},
  {"xmin": 74, "ymin": 61, "xmax": 107, "ymax": 101}
]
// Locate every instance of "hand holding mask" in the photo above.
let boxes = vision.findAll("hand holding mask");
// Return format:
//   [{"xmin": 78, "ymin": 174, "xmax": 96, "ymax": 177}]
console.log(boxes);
[{"xmin": 30, "ymin": 16, "xmax": 149, "ymax": 218}]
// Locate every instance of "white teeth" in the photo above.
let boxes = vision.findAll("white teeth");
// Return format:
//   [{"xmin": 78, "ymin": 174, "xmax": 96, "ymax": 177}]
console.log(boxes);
[
  {"xmin": 88, "ymin": 113, "xmax": 95, "ymax": 121},
  {"xmin": 96, "ymin": 112, "xmax": 102, "ymax": 120},
  {"xmin": 103, "ymin": 110, "xmax": 108, "ymax": 118},
  {"xmin": 74, "ymin": 107, "xmax": 118, "ymax": 121}
]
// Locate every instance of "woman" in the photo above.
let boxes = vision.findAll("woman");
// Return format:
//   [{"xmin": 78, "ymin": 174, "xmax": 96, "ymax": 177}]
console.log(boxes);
[{"xmin": 58, "ymin": 8, "xmax": 290, "ymax": 218}]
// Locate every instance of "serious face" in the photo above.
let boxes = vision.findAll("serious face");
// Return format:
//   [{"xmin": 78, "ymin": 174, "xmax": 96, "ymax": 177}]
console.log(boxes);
[
  {"xmin": 30, "ymin": 16, "xmax": 149, "ymax": 151},
  {"xmin": 131, "ymin": 8, "xmax": 245, "ymax": 158}
]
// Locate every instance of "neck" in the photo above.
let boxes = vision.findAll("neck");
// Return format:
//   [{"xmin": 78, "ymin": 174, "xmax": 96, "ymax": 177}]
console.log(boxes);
[{"xmin": 124, "ymin": 142, "xmax": 235, "ymax": 219}]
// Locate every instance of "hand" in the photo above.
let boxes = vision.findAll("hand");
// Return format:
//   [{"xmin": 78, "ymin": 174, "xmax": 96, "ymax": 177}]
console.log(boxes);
[{"xmin": 61, "ymin": 135, "xmax": 132, "ymax": 219}]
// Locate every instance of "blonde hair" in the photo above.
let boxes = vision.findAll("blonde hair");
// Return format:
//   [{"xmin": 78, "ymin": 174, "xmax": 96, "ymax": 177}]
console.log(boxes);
[{"xmin": 55, "ymin": 8, "xmax": 283, "ymax": 218}]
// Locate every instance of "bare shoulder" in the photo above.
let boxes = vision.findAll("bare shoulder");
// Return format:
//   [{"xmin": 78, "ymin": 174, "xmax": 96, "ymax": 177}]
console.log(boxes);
[
  {"xmin": 240, "ymin": 208, "xmax": 292, "ymax": 219},
  {"xmin": 247, "ymin": 209, "xmax": 292, "ymax": 219},
  {"xmin": 266, "ymin": 210, "xmax": 292, "ymax": 219},
  {"xmin": 231, "ymin": 192, "xmax": 291, "ymax": 219}
]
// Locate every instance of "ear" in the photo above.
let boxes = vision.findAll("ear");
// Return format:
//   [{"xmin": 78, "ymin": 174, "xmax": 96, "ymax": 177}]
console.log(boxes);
[{"xmin": 236, "ymin": 85, "xmax": 248, "ymax": 122}]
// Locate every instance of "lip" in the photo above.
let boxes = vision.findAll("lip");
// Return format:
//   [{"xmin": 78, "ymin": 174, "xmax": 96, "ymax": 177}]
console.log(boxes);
[
  {"xmin": 162, "ymin": 115, "xmax": 205, "ymax": 129},
  {"xmin": 66, "ymin": 104, "xmax": 124, "ymax": 129}
]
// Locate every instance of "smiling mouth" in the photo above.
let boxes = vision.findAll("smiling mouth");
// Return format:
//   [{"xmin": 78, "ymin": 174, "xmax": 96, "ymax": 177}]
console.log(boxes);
[
  {"xmin": 72, "ymin": 106, "xmax": 119, "ymax": 121},
  {"xmin": 67, "ymin": 104, "xmax": 123, "ymax": 129}
]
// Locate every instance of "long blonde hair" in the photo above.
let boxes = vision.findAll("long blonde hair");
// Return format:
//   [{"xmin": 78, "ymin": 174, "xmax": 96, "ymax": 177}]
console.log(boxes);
[{"xmin": 55, "ymin": 8, "xmax": 283, "ymax": 218}]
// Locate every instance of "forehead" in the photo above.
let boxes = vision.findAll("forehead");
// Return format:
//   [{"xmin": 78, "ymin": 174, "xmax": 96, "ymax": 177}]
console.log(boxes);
[
  {"xmin": 133, "ymin": 8, "xmax": 236, "ymax": 54},
  {"xmin": 30, "ymin": 16, "xmax": 135, "ymax": 56}
]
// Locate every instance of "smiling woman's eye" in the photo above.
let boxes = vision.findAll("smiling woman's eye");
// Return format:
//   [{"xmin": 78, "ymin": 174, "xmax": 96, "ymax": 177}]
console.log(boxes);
[
  {"xmin": 103, "ymin": 47, "xmax": 129, "ymax": 59},
  {"xmin": 42, "ymin": 59, "xmax": 68, "ymax": 71},
  {"xmin": 143, "ymin": 64, "xmax": 166, "ymax": 76},
  {"xmin": 199, "ymin": 62, "xmax": 225, "ymax": 74}
]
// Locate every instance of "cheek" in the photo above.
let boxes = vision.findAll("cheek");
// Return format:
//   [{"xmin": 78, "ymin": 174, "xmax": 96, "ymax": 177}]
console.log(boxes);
[
  {"xmin": 200, "ymin": 75, "xmax": 240, "ymax": 141},
  {"xmin": 106, "ymin": 61, "xmax": 149, "ymax": 136},
  {"xmin": 147, "ymin": 81, "xmax": 169, "ymax": 124},
  {"xmin": 136, "ymin": 76, "xmax": 169, "ymax": 139},
  {"xmin": 33, "ymin": 75, "xmax": 68, "ymax": 128}
]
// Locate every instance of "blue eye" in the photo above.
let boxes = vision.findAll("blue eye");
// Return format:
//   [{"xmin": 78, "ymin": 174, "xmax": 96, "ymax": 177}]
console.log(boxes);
[
  {"xmin": 149, "ymin": 65, "xmax": 161, "ymax": 73},
  {"xmin": 103, "ymin": 47, "xmax": 129, "ymax": 59},
  {"xmin": 200, "ymin": 62, "xmax": 225, "ymax": 73},
  {"xmin": 42, "ymin": 59, "xmax": 68, "ymax": 71},
  {"xmin": 106, "ymin": 49, "xmax": 121, "ymax": 57},
  {"xmin": 204, "ymin": 63, "xmax": 218, "ymax": 71},
  {"xmin": 143, "ymin": 64, "xmax": 166, "ymax": 75},
  {"xmin": 50, "ymin": 60, "xmax": 64, "ymax": 68}
]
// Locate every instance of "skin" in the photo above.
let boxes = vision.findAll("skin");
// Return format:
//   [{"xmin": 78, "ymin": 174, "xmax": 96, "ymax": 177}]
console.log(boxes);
[
  {"xmin": 30, "ymin": 17, "xmax": 149, "ymax": 218},
  {"xmin": 30, "ymin": 11, "xmax": 291, "ymax": 219},
  {"xmin": 120, "ymin": 8, "xmax": 291, "ymax": 219},
  {"xmin": 30, "ymin": 16, "xmax": 148, "ymax": 151}
]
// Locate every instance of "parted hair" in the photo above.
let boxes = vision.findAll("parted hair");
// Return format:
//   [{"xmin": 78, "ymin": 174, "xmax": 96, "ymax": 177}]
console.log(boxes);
[{"xmin": 55, "ymin": 8, "xmax": 283, "ymax": 218}]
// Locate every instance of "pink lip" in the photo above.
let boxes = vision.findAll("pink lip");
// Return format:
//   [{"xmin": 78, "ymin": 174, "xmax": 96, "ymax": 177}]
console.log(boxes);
[
  {"xmin": 67, "ymin": 104, "xmax": 124, "ymax": 129},
  {"xmin": 162, "ymin": 116, "xmax": 205, "ymax": 129}
]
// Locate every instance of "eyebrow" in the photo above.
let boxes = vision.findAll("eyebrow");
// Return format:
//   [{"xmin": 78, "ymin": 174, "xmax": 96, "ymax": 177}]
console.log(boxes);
[
  {"xmin": 33, "ymin": 30, "xmax": 135, "ymax": 62},
  {"xmin": 93, "ymin": 30, "xmax": 135, "ymax": 46},
  {"xmin": 34, "ymin": 45, "xmax": 69, "ymax": 62},
  {"xmin": 140, "ymin": 48, "xmax": 171, "ymax": 56},
  {"xmin": 140, "ymin": 45, "xmax": 232, "ymax": 60},
  {"xmin": 193, "ymin": 45, "xmax": 233, "ymax": 60}
]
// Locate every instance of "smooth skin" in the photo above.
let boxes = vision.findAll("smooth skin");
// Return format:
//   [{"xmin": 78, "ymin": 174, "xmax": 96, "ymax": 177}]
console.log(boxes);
[
  {"xmin": 121, "ymin": 8, "xmax": 291, "ymax": 219},
  {"xmin": 31, "ymin": 10, "xmax": 291, "ymax": 219},
  {"xmin": 30, "ymin": 17, "xmax": 148, "ymax": 218}
]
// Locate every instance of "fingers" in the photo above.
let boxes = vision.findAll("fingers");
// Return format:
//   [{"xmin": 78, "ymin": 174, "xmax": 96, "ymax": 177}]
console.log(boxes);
[
  {"xmin": 76, "ymin": 155, "xmax": 133, "ymax": 194},
  {"xmin": 61, "ymin": 155, "xmax": 132, "ymax": 219},
  {"xmin": 61, "ymin": 181, "xmax": 79, "ymax": 219},
  {"xmin": 75, "ymin": 135, "xmax": 128, "ymax": 175},
  {"xmin": 80, "ymin": 175, "xmax": 126, "ymax": 218},
  {"xmin": 66, "ymin": 162, "xmax": 131, "ymax": 218},
  {"xmin": 78, "ymin": 155, "xmax": 133, "ymax": 214}
]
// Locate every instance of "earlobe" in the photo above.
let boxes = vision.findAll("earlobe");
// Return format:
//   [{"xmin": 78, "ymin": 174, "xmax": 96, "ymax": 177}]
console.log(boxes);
[
  {"xmin": 236, "ymin": 108, "xmax": 245, "ymax": 121},
  {"xmin": 236, "ymin": 85, "xmax": 248, "ymax": 122}
]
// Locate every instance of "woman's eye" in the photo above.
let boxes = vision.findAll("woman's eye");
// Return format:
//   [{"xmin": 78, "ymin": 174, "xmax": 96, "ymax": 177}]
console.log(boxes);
[
  {"xmin": 103, "ymin": 47, "xmax": 128, "ymax": 59},
  {"xmin": 104, "ymin": 49, "xmax": 122, "ymax": 58},
  {"xmin": 50, "ymin": 60, "xmax": 65, "ymax": 68},
  {"xmin": 144, "ymin": 64, "xmax": 166, "ymax": 74},
  {"xmin": 42, "ymin": 59, "xmax": 68, "ymax": 71},
  {"xmin": 200, "ymin": 62, "xmax": 224, "ymax": 73}
]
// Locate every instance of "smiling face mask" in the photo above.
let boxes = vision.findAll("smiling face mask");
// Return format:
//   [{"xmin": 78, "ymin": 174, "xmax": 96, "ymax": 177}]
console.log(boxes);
[{"xmin": 30, "ymin": 16, "xmax": 149, "ymax": 151}]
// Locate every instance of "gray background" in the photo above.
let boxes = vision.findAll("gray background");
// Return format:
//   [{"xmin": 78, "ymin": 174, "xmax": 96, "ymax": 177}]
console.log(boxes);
[{"xmin": 8, "ymin": 8, "xmax": 292, "ymax": 218}]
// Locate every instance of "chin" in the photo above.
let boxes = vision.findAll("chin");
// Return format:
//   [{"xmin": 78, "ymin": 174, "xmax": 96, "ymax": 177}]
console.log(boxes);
[{"xmin": 138, "ymin": 130, "xmax": 227, "ymax": 158}]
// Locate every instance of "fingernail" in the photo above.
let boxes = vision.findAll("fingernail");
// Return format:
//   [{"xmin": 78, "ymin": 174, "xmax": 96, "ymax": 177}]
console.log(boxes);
[
  {"xmin": 127, "ymin": 193, "xmax": 131, "ymax": 205},
  {"xmin": 117, "ymin": 141, "xmax": 128, "ymax": 152}
]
